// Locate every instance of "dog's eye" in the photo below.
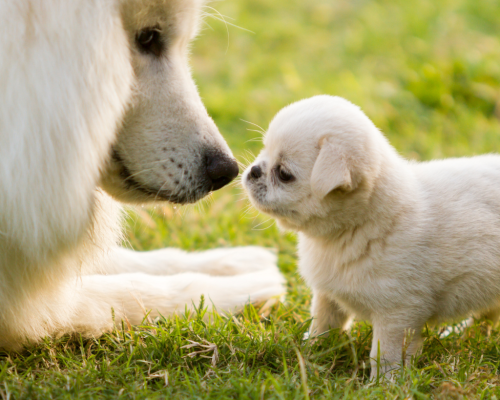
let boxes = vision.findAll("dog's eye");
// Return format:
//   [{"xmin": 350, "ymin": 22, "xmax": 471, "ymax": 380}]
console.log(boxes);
[
  {"xmin": 277, "ymin": 165, "xmax": 294, "ymax": 183},
  {"xmin": 136, "ymin": 27, "xmax": 163, "ymax": 57}
]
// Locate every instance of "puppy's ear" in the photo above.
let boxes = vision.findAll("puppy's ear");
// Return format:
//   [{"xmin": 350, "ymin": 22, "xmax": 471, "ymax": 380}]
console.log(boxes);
[{"xmin": 311, "ymin": 137, "xmax": 353, "ymax": 198}]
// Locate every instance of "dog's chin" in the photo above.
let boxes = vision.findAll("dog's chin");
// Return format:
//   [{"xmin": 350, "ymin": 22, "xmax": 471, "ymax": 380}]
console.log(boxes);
[
  {"xmin": 102, "ymin": 177, "xmax": 211, "ymax": 205},
  {"xmin": 101, "ymin": 154, "xmax": 212, "ymax": 205},
  {"xmin": 101, "ymin": 173, "xmax": 211, "ymax": 205}
]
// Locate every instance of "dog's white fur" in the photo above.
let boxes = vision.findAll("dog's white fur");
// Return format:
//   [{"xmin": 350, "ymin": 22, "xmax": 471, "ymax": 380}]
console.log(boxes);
[
  {"xmin": 243, "ymin": 95, "xmax": 500, "ymax": 378},
  {"xmin": 0, "ymin": 0, "xmax": 284, "ymax": 349}
]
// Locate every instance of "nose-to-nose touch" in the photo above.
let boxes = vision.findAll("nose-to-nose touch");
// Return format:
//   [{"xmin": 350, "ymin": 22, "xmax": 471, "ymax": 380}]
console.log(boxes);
[
  {"xmin": 249, "ymin": 165, "xmax": 262, "ymax": 180},
  {"xmin": 206, "ymin": 154, "xmax": 239, "ymax": 190}
]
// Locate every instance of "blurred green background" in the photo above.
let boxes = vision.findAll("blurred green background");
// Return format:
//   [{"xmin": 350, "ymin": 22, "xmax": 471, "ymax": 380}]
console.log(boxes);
[{"xmin": 194, "ymin": 0, "xmax": 500, "ymax": 160}]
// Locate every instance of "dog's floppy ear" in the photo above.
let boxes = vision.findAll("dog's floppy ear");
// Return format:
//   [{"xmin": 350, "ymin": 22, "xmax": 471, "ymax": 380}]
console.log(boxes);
[{"xmin": 311, "ymin": 137, "xmax": 353, "ymax": 198}]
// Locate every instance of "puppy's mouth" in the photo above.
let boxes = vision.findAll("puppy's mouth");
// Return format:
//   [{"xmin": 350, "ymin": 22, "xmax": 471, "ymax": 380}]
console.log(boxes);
[
  {"xmin": 111, "ymin": 150, "xmax": 210, "ymax": 204},
  {"xmin": 245, "ymin": 188, "xmax": 297, "ymax": 219}
]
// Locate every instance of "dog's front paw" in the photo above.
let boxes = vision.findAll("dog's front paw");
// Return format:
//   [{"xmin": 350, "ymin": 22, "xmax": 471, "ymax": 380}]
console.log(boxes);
[
  {"xmin": 202, "ymin": 268, "xmax": 286, "ymax": 313},
  {"xmin": 191, "ymin": 246, "xmax": 278, "ymax": 276}
]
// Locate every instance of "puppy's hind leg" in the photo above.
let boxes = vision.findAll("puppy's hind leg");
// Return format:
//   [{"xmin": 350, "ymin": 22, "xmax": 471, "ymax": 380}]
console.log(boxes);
[
  {"xmin": 439, "ymin": 306, "xmax": 500, "ymax": 339},
  {"xmin": 481, "ymin": 306, "xmax": 500, "ymax": 336}
]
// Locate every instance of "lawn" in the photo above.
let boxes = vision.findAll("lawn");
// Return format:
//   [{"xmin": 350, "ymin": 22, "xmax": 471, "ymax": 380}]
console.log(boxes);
[{"xmin": 2, "ymin": 0, "xmax": 500, "ymax": 398}]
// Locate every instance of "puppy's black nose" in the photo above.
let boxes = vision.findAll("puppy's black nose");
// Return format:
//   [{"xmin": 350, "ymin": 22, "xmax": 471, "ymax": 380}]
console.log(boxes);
[
  {"xmin": 249, "ymin": 165, "xmax": 262, "ymax": 180},
  {"xmin": 206, "ymin": 154, "xmax": 239, "ymax": 191}
]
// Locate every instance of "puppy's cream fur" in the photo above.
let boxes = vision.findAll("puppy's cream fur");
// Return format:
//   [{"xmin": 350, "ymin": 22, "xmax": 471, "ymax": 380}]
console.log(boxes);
[
  {"xmin": 243, "ymin": 95, "xmax": 500, "ymax": 378},
  {"xmin": 0, "ymin": 0, "xmax": 284, "ymax": 350}
]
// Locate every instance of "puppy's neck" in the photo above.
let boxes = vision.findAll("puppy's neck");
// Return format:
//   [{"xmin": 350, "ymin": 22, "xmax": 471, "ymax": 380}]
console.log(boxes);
[{"xmin": 302, "ymin": 157, "xmax": 417, "ymax": 246}]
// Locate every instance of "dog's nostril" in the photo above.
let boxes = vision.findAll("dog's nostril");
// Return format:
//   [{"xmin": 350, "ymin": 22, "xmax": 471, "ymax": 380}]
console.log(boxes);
[
  {"xmin": 250, "ymin": 165, "xmax": 262, "ymax": 180},
  {"xmin": 206, "ymin": 155, "xmax": 239, "ymax": 191}
]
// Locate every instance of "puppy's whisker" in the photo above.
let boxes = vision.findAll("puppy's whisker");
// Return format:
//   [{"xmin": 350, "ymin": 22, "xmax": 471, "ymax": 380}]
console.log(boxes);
[
  {"xmin": 242, "ymin": 150, "xmax": 256, "ymax": 164},
  {"xmin": 238, "ymin": 156, "xmax": 253, "ymax": 168},
  {"xmin": 246, "ymin": 129, "xmax": 265, "ymax": 135},
  {"xmin": 240, "ymin": 119, "xmax": 265, "ymax": 133},
  {"xmin": 244, "ymin": 149, "xmax": 256, "ymax": 158}
]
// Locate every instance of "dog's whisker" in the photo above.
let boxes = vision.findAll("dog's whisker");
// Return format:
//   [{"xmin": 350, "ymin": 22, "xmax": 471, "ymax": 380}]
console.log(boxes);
[
  {"xmin": 153, "ymin": 180, "xmax": 170, "ymax": 203},
  {"xmin": 202, "ymin": 7, "xmax": 231, "ymax": 54},
  {"xmin": 227, "ymin": 179, "xmax": 242, "ymax": 190},
  {"xmin": 240, "ymin": 207, "xmax": 257, "ymax": 220},
  {"xmin": 203, "ymin": 7, "xmax": 254, "ymax": 33},
  {"xmin": 252, "ymin": 220, "xmax": 275, "ymax": 231},
  {"xmin": 201, "ymin": 6, "xmax": 236, "ymax": 21},
  {"xmin": 123, "ymin": 168, "xmax": 155, "ymax": 181},
  {"xmin": 243, "ymin": 149, "xmax": 256, "ymax": 158},
  {"xmin": 200, "ymin": 19, "xmax": 215, "ymax": 31}
]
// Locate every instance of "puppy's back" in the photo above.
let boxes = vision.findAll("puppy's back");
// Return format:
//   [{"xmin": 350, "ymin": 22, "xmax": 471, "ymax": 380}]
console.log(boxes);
[
  {"xmin": 409, "ymin": 154, "xmax": 500, "ymax": 279},
  {"xmin": 413, "ymin": 154, "xmax": 500, "ymax": 207}
]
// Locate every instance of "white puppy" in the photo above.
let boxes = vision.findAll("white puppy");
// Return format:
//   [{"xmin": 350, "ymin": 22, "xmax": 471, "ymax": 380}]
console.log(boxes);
[{"xmin": 243, "ymin": 95, "xmax": 500, "ymax": 379}]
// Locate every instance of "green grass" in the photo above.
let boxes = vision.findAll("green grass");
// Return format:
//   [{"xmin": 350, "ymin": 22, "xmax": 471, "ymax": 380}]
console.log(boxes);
[{"xmin": 2, "ymin": 0, "xmax": 500, "ymax": 397}]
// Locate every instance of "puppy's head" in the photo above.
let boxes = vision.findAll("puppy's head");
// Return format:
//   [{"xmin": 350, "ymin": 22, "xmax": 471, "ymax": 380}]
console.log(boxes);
[
  {"xmin": 243, "ymin": 95, "xmax": 388, "ymax": 235},
  {"xmin": 101, "ymin": 0, "xmax": 238, "ymax": 205}
]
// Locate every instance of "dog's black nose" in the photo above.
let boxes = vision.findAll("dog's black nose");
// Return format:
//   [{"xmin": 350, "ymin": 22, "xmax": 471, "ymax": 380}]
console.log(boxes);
[
  {"xmin": 207, "ymin": 154, "xmax": 239, "ymax": 191},
  {"xmin": 249, "ymin": 165, "xmax": 262, "ymax": 180}
]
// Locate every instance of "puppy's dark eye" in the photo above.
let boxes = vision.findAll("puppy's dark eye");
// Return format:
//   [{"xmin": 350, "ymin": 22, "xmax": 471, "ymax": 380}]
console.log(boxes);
[
  {"xmin": 136, "ymin": 27, "xmax": 163, "ymax": 57},
  {"xmin": 277, "ymin": 165, "xmax": 294, "ymax": 183}
]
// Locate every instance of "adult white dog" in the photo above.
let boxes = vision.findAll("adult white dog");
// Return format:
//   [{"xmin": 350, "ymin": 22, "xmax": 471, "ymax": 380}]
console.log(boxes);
[
  {"xmin": 243, "ymin": 95, "xmax": 500, "ymax": 379},
  {"xmin": 0, "ymin": 0, "xmax": 285, "ymax": 350}
]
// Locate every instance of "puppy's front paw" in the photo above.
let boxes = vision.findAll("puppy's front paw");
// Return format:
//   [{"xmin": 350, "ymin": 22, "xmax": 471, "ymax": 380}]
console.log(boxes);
[
  {"xmin": 303, "ymin": 325, "xmax": 331, "ymax": 344},
  {"xmin": 369, "ymin": 360, "xmax": 400, "ymax": 382}
]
